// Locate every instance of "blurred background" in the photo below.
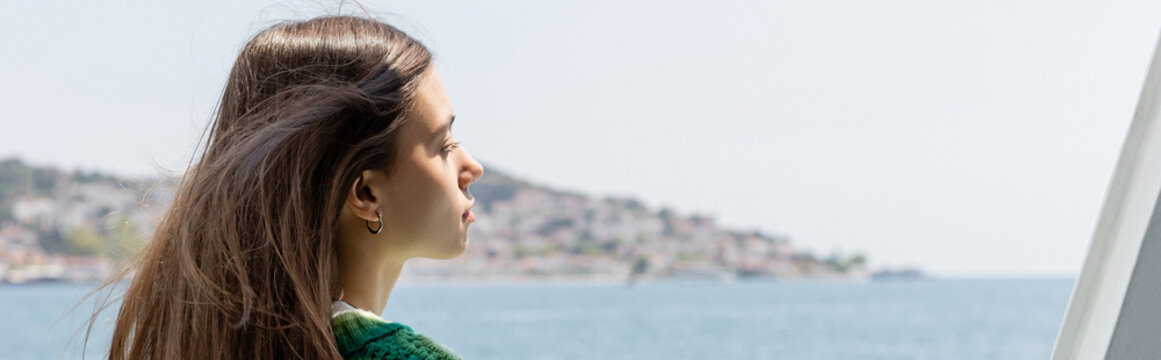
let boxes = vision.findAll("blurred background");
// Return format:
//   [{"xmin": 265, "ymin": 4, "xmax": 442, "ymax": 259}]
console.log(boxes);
[{"xmin": 2, "ymin": 0, "xmax": 1159, "ymax": 358}]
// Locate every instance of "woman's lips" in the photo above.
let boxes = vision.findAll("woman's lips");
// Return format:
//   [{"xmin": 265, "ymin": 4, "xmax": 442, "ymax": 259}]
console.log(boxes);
[{"xmin": 463, "ymin": 209, "xmax": 475, "ymax": 222}]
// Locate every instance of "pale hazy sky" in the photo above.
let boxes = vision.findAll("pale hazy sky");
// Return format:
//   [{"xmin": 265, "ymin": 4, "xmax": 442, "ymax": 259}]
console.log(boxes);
[{"xmin": 3, "ymin": 0, "xmax": 1160, "ymax": 276}]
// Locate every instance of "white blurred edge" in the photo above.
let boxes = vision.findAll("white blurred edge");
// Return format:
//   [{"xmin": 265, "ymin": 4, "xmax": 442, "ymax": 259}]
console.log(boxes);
[{"xmin": 1051, "ymin": 33, "xmax": 1161, "ymax": 359}]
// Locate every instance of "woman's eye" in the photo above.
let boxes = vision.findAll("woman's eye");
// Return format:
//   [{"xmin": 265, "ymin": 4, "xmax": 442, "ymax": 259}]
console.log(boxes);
[{"xmin": 442, "ymin": 141, "xmax": 462, "ymax": 153}]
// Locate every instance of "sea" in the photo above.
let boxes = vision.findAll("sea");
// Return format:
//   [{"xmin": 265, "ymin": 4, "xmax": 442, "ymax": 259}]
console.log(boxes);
[{"xmin": 0, "ymin": 277, "xmax": 1073, "ymax": 360}]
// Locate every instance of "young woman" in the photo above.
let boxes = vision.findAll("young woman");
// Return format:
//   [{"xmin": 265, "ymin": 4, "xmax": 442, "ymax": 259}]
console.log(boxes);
[{"xmin": 101, "ymin": 15, "xmax": 483, "ymax": 359}]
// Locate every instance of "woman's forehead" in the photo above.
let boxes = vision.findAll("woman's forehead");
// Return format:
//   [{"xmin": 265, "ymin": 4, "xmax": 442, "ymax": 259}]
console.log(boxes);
[{"xmin": 410, "ymin": 68, "xmax": 454, "ymax": 135}]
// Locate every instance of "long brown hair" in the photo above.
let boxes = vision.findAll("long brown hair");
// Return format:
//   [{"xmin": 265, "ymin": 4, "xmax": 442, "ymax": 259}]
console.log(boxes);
[{"xmin": 96, "ymin": 15, "xmax": 432, "ymax": 359}]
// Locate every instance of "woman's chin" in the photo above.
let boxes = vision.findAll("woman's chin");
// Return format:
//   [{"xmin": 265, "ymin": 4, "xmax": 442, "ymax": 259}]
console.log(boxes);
[{"xmin": 425, "ymin": 237, "xmax": 468, "ymax": 260}]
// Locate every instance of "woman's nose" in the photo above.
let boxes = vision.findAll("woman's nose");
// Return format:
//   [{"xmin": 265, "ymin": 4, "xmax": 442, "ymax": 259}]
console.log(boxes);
[{"xmin": 460, "ymin": 151, "xmax": 484, "ymax": 187}]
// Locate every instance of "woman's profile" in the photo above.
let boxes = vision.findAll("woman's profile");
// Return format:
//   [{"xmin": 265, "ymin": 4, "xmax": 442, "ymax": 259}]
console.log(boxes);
[{"xmin": 99, "ymin": 14, "xmax": 483, "ymax": 359}]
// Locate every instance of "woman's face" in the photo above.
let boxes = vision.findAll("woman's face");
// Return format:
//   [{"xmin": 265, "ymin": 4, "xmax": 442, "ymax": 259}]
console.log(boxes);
[{"xmin": 379, "ymin": 67, "xmax": 484, "ymax": 259}]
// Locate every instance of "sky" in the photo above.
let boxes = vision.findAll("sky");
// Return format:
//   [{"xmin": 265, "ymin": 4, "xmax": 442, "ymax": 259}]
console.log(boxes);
[{"xmin": 3, "ymin": 0, "xmax": 1161, "ymax": 277}]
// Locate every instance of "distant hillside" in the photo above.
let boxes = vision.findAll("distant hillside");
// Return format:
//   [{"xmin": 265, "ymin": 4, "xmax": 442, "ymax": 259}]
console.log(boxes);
[
  {"xmin": 0, "ymin": 158, "xmax": 120, "ymax": 221},
  {"xmin": 410, "ymin": 162, "xmax": 871, "ymax": 283},
  {"xmin": 0, "ymin": 157, "xmax": 871, "ymax": 284}
]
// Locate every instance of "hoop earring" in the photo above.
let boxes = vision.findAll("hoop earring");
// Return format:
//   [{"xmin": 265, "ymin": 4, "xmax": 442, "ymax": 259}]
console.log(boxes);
[{"xmin": 366, "ymin": 211, "xmax": 383, "ymax": 234}]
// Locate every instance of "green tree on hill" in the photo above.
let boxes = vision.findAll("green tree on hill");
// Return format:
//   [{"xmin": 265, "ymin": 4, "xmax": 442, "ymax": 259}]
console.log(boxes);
[{"xmin": 63, "ymin": 226, "xmax": 105, "ymax": 256}]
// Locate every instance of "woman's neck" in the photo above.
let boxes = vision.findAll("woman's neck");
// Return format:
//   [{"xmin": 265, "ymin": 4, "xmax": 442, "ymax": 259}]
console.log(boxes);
[{"xmin": 338, "ymin": 250, "xmax": 406, "ymax": 316}]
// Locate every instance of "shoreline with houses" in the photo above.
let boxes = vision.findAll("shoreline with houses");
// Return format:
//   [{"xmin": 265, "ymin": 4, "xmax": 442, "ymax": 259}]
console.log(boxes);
[{"xmin": 0, "ymin": 157, "xmax": 921, "ymax": 286}]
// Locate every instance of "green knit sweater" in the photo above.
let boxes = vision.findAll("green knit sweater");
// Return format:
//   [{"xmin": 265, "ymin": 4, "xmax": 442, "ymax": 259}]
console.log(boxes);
[{"xmin": 331, "ymin": 300, "xmax": 462, "ymax": 360}]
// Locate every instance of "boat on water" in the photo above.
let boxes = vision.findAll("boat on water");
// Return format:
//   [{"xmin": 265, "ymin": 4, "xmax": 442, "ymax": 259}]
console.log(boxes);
[{"xmin": 871, "ymin": 268, "xmax": 924, "ymax": 281}]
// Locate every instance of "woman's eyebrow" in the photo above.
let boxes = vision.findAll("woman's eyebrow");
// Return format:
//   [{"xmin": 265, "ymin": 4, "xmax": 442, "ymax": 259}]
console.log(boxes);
[{"xmin": 429, "ymin": 115, "xmax": 455, "ymax": 142}]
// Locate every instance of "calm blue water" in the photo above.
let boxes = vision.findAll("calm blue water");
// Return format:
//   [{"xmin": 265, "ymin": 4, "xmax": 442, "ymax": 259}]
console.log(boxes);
[{"xmin": 0, "ymin": 278, "xmax": 1073, "ymax": 359}]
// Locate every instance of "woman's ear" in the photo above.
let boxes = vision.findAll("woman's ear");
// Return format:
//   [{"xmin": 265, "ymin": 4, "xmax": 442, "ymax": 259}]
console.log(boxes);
[{"xmin": 346, "ymin": 170, "xmax": 384, "ymax": 221}]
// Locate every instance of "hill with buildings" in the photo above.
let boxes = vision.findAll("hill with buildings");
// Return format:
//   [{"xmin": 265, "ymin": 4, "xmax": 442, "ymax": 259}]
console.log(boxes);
[{"xmin": 0, "ymin": 157, "xmax": 871, "ymax": 284}]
